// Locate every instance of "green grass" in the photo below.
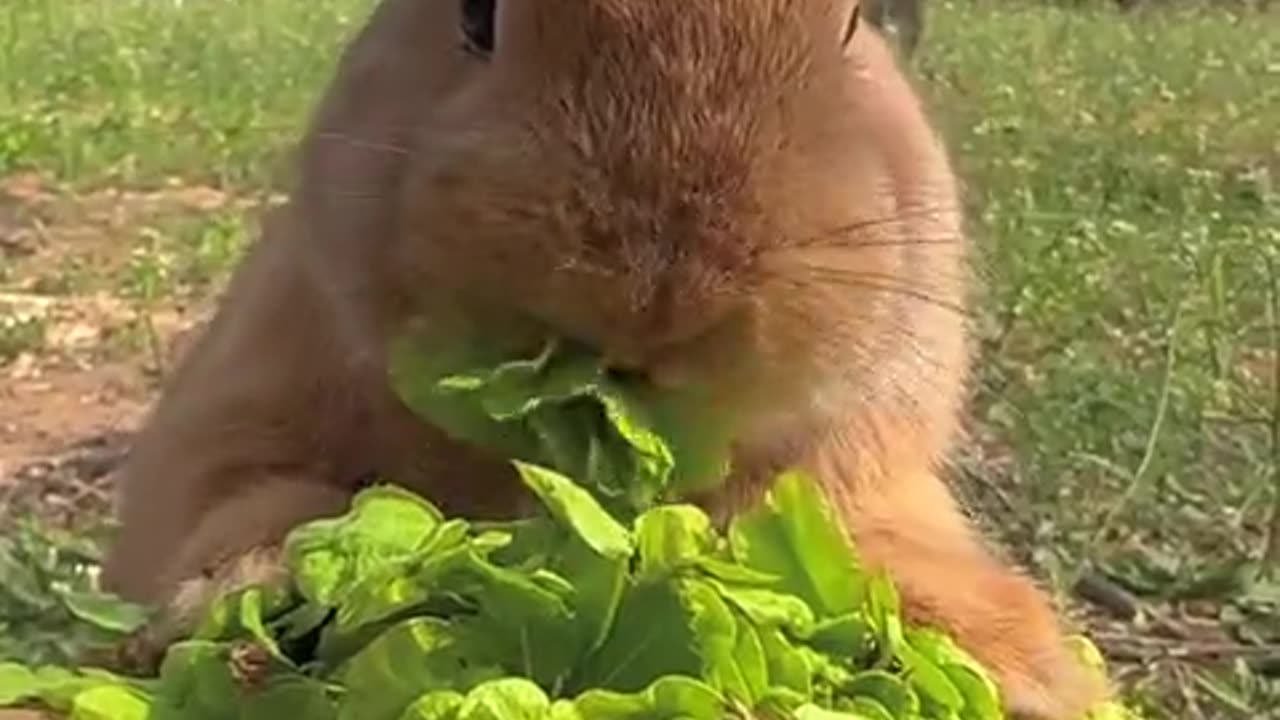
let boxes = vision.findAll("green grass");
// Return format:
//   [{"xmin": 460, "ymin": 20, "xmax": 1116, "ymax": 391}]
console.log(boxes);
[
  {"xmin": 1, "ymin": 0, "xmax": 1278, "ymax": 717},
  {"xmin": 918, "ymin": 3, "xmax": 1280, "ymax": 713},
  {"xmin": 931, "ymin": 1, "xmax": 1278, "ymax": 592},
  {"xmin": 0, "ymin": 0, "xmax": 370, "ymax": 188},
  {"xmin": 0, "ymin": 314, "xmax": 45, "ymax": 364}
]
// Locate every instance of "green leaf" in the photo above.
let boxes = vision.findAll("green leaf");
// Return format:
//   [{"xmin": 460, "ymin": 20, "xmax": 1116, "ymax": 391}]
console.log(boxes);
[
  {"xmin": 896, "ymin": 641, "xmax": 965, "ymax": 712},
  {"xmin": 904, "ymin": 629, "xmax": 1002, "ymax": 718},
  {"xmin": 800, "ymin": 647, "xmax": 856, "ymax": 696},
  {"xmin": 390, "ymin": 333, "xmax": 630, "ymax": 503},
  {"xmin": 552, "ymin": 534, "xmax": 628, "ymax": 657},
  {"xmin": 904, "ymin": 628, "xmax": 988, "ymax": 676},
  {"xmin": 1085, "ymin": 700, "xmax": 1146, "ymax": 720},
  {"xmin": 336, "ymin": 618, "xmax": 501, "ymax": 720},
  {"xmin": 399, "ymin": 691, "xmax": 465, "ymax": 720},
  {"xmin": 866, "ymin": 574, "xmax": 905, "ymax": 659},
  {"xmin": 68, "ymin": 685, "xmax": 151, "ymax": 720},
  {"xmin": 714, "ymin": 584, "xmax": 817, "ymax": 636},
  {"xmin": 328, "ymin": 521, "xmax": 476, "ymax": 636},
  {"xmin": 57, "ymin": 591, "xmax": 150, "ymax": 636},
  {"xmin": 243, "ymin": 677, "xmax": 338, "ymax": 720},
  {"xmin": 574, "ymin": 581, "xmax": 701, "ymax": 693},
  {"xmin": 522, "ymin": 393, "xmax": 668, "ymax": 511},
  {"xmin": 0, "ymin": 539, "xmax": 58, "ymax": 612},
  {"xmin": 453, "ymin": 678, "xmax": 552, "ymax": 720},
  {"xmin": 846, "ymin": 697, "xmax": 896, "ymax": 720},
  {"xmin": 728, "ymin": 471, "xmax": 864, "ymax": 617},
  {"xmin": 944, "ymin": 664, "xmax": 1003, "ymax": 720},
  {"xmin": 602, "ymin": 381, "xmax": 736, "ymax": 497},
  {"xmin": 842, "ymin": 671, "xmax": 919, "ymax": 717},
  {"xmin": 386, "ymin": 331, "xmax": 546, "ymax": 463},
  {"xmin": 793, "ymin": 704, "xmax": 873, "ymax": 719},
  {"xmin": 0, "ymin": 663, "xmax": 40, "ymax": 706},
  {"xmin": 593, "ymin": 392, "xmax": 676, "ymax": 502},
  {"xmin": 1, "ymin": 665, "xmax": 145, "ymax": 715},
  {"xmin": 474, "ymin": 345, "xmax": 603, "ymax": 421},
  {"xmin": 569, "ymin": 676, "xmax": 727, "ymax": 719},
  {"xmin": 807, "ymin": 613, "xmax": 877, "ymax": 660},
  {"xmin": 285, "ymin": 485, "xmax": 446, "ymax": 606},
  {"xmin": 195, "ymin": 584, "xmax": 291, "ymax": 659},
  {"xmin": 457, "ymin": 563, "xmax": 577, "ymax": 686},
  {"xmin": 682, "ymin": 579, "xmax": 745, "ymax": 699},
  {"xmin": 327, "ymin": 533, "xmax": 577, "ymax": 687},
  {"xmin": 277, "ymin": 601, "xmax": 334, "ymax": 642},
  {"xmin": 730, "ymin": 611, "xmax": 770, "ymax": 705},
  {"xmin": 30, "ymin": 666, "xmax": 104, "ymax": 713},
  {"xmin": 1065, "ymin": 634, "xmax": 1108, "ymax": 674},
  {"xmin": 633, "ymin": 505, "xmax": 715, "ymax": 579},
  {"xmin": 513, "ymin": 462, "xmax": 633, "ymax": 559},
  {"xmin": 152, "ymin": 641, "xmax": 240, "ymax": 720},
  {"xmin": 754, "ymin": 685, "xmax": 810, "ymax": 716},
  {"xmin": 758, "ymin": 627, "xmax": 812, "ymax": 697},
  {"xmin": 676, "ymin": 578, "xmax": 768, "ymax": 704},
  {"xmin": 396, "ymin": 691, "xmax": 468, "ymax": 717},
  {"xmin": 691, "ymin": 557, "xmax": 778, "ymax": 586},
  {"xmin": 388, "ymin": 332, "xmax": 735, "ymax": 511}
]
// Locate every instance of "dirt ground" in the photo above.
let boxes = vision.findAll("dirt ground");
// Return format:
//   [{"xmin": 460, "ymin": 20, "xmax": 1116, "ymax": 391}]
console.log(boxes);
[{"xmin": 0, "ymin": 173, "xmax": 220, "ymax": 529}]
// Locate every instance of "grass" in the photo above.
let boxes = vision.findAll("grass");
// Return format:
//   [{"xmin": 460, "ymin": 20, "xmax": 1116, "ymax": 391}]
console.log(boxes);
[
  {"xmin": 1, "ymin": 0, "xmax": 1278, "ymax": 717},
  {"xmin": 0, "ymin": 0, "xmax": 367, "ymax": 188}
]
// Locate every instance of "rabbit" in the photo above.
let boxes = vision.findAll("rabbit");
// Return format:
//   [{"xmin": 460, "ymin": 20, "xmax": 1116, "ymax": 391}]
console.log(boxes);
[{"xmin": 100, "ymin": 2, "xmax": 1107, "ymax": 717}]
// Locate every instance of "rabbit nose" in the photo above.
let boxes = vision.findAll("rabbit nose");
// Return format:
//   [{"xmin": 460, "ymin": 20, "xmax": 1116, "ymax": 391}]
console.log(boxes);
[
  {"xmin": 601, "ymin": 345, "xmax": 655, "ymax": 382},
  {"xmin": 603, "ymin": 352, "xmax": 647, "ymax": 378},
  {"xmin": 603, "ymin": 350, "xmax": 694, "ymax": 392}
]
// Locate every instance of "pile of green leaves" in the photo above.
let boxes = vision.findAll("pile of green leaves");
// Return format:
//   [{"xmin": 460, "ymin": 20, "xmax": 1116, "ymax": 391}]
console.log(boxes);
[
  {"xmin": 0, "ymin": 519, "xmax": 147, "ymax": 668},
  {"xmin": 0, "ymin": 340, "xmax": 1134, "ymax": 720}
]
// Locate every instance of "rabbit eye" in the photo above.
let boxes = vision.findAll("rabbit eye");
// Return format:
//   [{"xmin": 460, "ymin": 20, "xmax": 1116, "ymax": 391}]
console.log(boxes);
[
  {"xmin": 842, "ymin": 3, "xmax": 860, "ymax": 47},
  {"xmin": 461, "ymin": 0, "xmax": 496, "ymax": 57}
]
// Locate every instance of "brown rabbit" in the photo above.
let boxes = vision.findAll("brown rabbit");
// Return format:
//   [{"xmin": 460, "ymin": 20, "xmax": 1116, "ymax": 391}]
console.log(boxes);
[{"xmin": 100, "ymin": 1, "xmax": 1106, "ymax": 717}]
